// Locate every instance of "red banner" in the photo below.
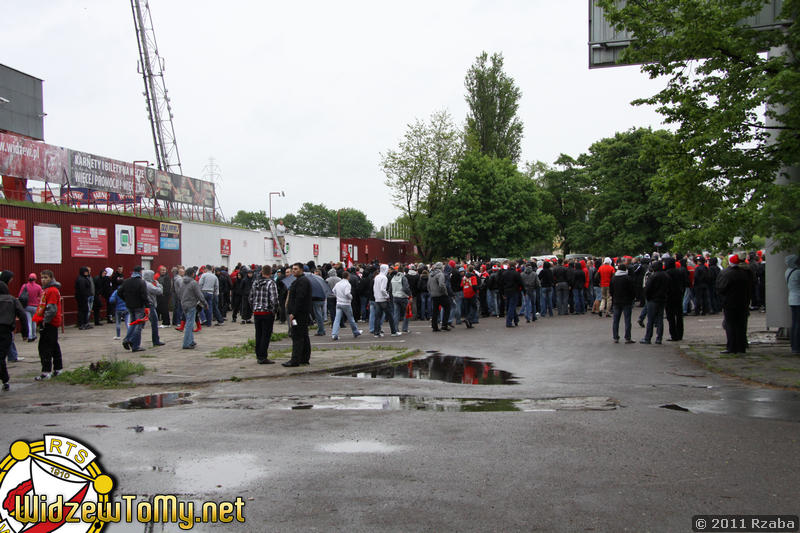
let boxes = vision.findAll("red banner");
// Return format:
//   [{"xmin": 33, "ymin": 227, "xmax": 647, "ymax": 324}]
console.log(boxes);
[
  {"xmin": 0, "ymin": 132, "xmax": 69, "ymax": 185},
  {"xmin": 220, "ymin": 238, "xmax": 231, "ymax": 256},
  {"xmin": 70, "ymin": 226, "xmax": 108, "ymax": 258},
  {"xmin": 0, "ymin": 218, "xmax": 25, "ymax": 246},
  {"xmin": 313, "ymin": 244, "xmax": 320, "ymax": 257},
  {"xmin": 135, "ymin": 226, "xmax": 159, "ymax": 255}
]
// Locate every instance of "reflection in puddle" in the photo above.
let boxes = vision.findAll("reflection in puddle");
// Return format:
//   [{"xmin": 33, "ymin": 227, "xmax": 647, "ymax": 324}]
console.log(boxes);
[
  {"xmin": 317, "ymin": 441, "xmax": 405, "ymax": 454},
  {"xmin": 279, "ymin": 395, "xmax": 618, "ymax": 412},
  {"xmin": 334, "ymin": 353, "xmax": 518, "ymax": 385},
  {"xmin": 110, "ymin": 392, "xmax": 192, "ymax": 409}
]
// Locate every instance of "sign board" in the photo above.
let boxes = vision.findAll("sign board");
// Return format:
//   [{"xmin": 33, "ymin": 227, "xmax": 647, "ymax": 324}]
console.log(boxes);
[
  {"xmin": 0, "ymin": 218, "xmax": 25, "ymax": 246},
  {"xmin": 221, "ymin": 238, "xmax": 231, "ymax": 256},
  {"xmin": 70, "ymin": 225, "xmax": 108, "ymax": 258},
  {"xmin": 589, "ymin": 0, "xmax": 786, "ymax": 68},
  {"xmin": 159, "ymin": 222, "xmax": 180, "ymax": 250},
  {"xmin": 313, "ymin": 243, "xmax": 319, "ymax": 257},
  {"xmin": 33, "ymin": 224, "xmax": 61, "ymax": 264},
  {"xmin": 136, "ymin": 227, "xmax": 159, "ymax": 255},
  {"xmin": 115, "ymin": 224, "xmax": 134, "ymax": 255}
]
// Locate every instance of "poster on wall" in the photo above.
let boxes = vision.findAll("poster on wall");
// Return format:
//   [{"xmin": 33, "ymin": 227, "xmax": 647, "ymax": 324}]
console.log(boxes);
[
  {"xmin": 115, "ymin": 224, "xmax": 134, "ymax": 255},
  {"xmin": 0, "ymin": 218, "xmax": 25, "ymax": 246},
  {"xmin": 220, "ymin": 239, "xmax": 231, "ymax": 256},
  {"xmin": 70, "ymin": 226, "xmax": 108, "ymax": 258},
  {"xmin": 33, "ymin": 224, "xmax": 62, "ymax": 264},
  {"xmin": 313, "ymin": 244, "xmax": 319, "ymax": 257},
  {"xmin": 159, "ymin": 222, "xmax": 180, "ymax": 250},
  {"xmin": 136, "ymin": 227, "xmax": 159, "ymax": 255}
]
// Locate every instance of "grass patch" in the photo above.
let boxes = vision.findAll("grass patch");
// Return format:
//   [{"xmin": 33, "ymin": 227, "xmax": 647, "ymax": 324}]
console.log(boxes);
[
  {"xmin": 230, "ymin": 376, "xmax": 242, "ymax": 382},
  {"xmin": 209, "ymin": 335, "xmax": 289, "ymax": 359},
  {"xmin": 777, "ymin": 367, "xmax": 800, "ymax": 373},
  {"xmin": 389, "ymin": 349, "xmax": 421, "ymax": 362},
  {"xmin": 52, "ymin": 359, "xmax": 146, "ymax": 388}
]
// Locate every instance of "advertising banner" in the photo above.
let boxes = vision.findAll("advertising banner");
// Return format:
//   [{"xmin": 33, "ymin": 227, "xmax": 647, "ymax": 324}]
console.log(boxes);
[
  {"xmin": 0, "ymin": 132, "xmax": 69, "ymax": 185},
  {"xmin": 115, "ymin": 224, "xmax": 134, "ymax": 255},
  {"xmin": 70, "ymin": 225, "xmax": 108, "ymax": 258},
  {"xmin": 313, "ymin": 244, "xmax": 319, "ymax": 257},
  {"xmin": 159, "ymin": 222, "xmax": 180, "ymax": 250},
  {"xmin": 0, "ymin": 218, "xmax": 25, "ymax": 246},
  {"xmin": 136, "ymin": 226, "xmax": 159, "ymax": 255},
  {"xmin": 220, "ymin": 239, "xmax": 231, "ymax": 256}
]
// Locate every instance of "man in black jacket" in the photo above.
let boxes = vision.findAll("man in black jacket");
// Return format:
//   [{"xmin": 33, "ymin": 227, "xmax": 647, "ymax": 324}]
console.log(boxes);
[
  {"xmin": 0, "ymin": 279, "xmax": 28, "ymax": 390},
  {"xmin": 641, "ymin": 261, "xmax": 670, "ymax": 345},
  {"xmin": 717, "ymin": 254, "xmax": 753, "ymax": 354},
  {"xmin": 553, "ymin": 259, "xmax": 570, "ymax": 316},
  {"xmin": 118, "ymin": 266, "xmax": 149, "ymax": 352},
  {"xmin": 609, "ymin": 264, "xmax": 636, "ymax": 343},
  {"xmin": 663, "ymin": 257, "xmax": 687, "ymax": 341},
  {"xmin": 503, "ymin": 262, "xmax": 524, "ymax": 328},
  {"xmin": 284, "ymin": 262, "xmax": 312, "ymax": 367},
  {"xmin": 693, "ymin": 256, "xmax": 711, "ymax": 316},
  {"xmin": 74, "ymin": 267, "xmax": 93, "ymax": 330}
]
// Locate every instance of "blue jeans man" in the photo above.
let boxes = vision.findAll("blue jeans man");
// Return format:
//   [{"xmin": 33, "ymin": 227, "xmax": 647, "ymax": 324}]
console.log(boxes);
[
  {"xmin": 451, "ymin": 292, "xmax": 463, "ymax": 325},
  {"xmin": 203, "ymin": 292, "xmax": 224, "ymax": 326},
  {"xmin": 488, "ymin": 289, "xmax": 500, "ymax": 316},
  {"xmin": 393, "ymin": 297, "xmax": 409, "ymax": 333},
  {"xmin": 540, "ymin": 287, "xmax": 553, "ymax": 317},
  {"xmin": 373, "ymin": 301, "xmax": 397, "ymax": 335},
  {"xmin": 612, "ymin": 304, "xmax": 633, "ymax": 342},
  {"xmin": 420, "ymin": 293, "xmax": 431, "ymax": 320},
  {"xmin": 572, "ymin": 288, "xmax": 585, "ymax": 314},
  {"xmin": 182, "ymin": 306, "xmax": 197, "ymax": 348},
  {"xmin": 148, "ymin": 305, "xmax": 162, "ymax": 346},
  {"xmin": 312, "ymin": 300, "xmax": 326, "ymax": 335},
  {"xmin": 123, "ymin": 308, "xmax": 145, "ymax": 350},
  {"xmin": 505, "ymin": 292, "xmax": 519, "ymax": 327},
  {"xmin": 332, "ymin": 304, "xmax": 362, "ymax": 339},
  {"xmin": 641, "ymin": 300, "xmax": 665, "ymax": 344}
]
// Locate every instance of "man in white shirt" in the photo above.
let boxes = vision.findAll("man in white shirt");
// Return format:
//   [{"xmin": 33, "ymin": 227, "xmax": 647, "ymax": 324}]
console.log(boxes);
[{"xmin": 331, "ymin": 272, "xmax": 363, "ymax": 340}]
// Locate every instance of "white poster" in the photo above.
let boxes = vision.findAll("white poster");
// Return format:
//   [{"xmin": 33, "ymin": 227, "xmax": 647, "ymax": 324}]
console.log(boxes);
[
  {"xmin": 115, "ymin": 224, "xmax": 134, "ymax": 255},
  {"xmin": 33, "ymin": 225, "xmax": 62, "ymax": 264}
]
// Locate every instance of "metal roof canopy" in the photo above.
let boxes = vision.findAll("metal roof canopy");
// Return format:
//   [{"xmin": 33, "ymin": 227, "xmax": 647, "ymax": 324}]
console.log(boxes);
[{"xmin": 589, "ymin": 0, "xmax": 786, "ymax": 68}]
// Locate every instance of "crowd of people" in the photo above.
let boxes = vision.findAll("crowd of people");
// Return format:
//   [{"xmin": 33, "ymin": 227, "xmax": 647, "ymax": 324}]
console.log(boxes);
[{"xmin": 0, "ymin": 248, "xmax": 798, "ymax": 391}]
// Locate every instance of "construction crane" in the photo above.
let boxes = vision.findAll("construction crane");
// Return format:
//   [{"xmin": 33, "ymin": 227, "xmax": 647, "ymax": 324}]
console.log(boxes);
[{"xmin": 130, "ymin": 0, "xmax": 183, "ymax": 176}]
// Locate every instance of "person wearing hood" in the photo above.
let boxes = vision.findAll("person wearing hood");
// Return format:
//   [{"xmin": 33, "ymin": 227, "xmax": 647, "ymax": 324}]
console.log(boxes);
[
  {"xmin": 0, "ymin": 277, "xmax": 29, "ymax": 390},
  {"xmin": 0, "ymin": 271, "xmax": 21, "ymax": 362},
  {"xmin": 32, "ymin": 270, "xmax": 63, "ymax": 380},
  {"xmin": 231, "ymin": 267, "xmax": 245, "ymax": 323},
  {"xmin": 609, "ymin": 263, "xmax": 636, "ymax": 343},
  {"xmin": 520, "ymin": 264, "xmax": 540, "ymax": 323},
  {"xmin": 372, "ymin": 264, "xmax": 399, "ymax": 337},
  {"xmin": 390, "ymin": 263, "xmax": 412, "ymax": 333},
  {"xmin": 156, "ymin": 265, "xmax": 172, "ymax": 327},
  {"xmin": 142, "ymin": 270, "xmax": 165, "ymax": 347},
  {"xmin": 118, "ymin": 266, "xmax": 149, "ymax": 352},
  {"xmin": 326, "ymin": 268, "xmax": 341, "ymax": 325},
  {"xmin": 717, "ymin": 254, "xmax": 753, "ymax": 354},
  {"xmin": 786, "ymin": 254, "xmax": 800, "ymax": 354},
  {"xmin": 239, "ymin": 267, "xmax": 255, "ymax": 324},
  {"xmin": 663, "ymin": 257, "xmax": 687, "ymax": 342},
  {"xmin": 19, "ymin": 273, "xmax": 42, "ymax": 342},
  {"xmin": 92, "ymin": 267, "xmax": 112, "ymax": 326},
  {"xmin": 75, "ymin": 266, "xmax": 93, "ymax": 330},
  {"xmin": 428, "ymin": 262, "xmax": 451, "ymax": 332},
  {"xmin": 172, "ymin": 266, "xmax": 186, "ymax": 329},
  {"xmin": 406, "ymin": 264, "xmax": 421, "ymax": 321},
  {"xmin": 307, "ymin": 268, "xmax": 331, "ymax": 335},
  {"xmin": 418, "ymin": 268, "xmax": 431, "ymax": 321},
  {"xmin": 180, "ymin": 267, "xmax": 209, "ymax": 349},
  {"xmin": 331, "ymin": 271, "xmax": 363, "ymax": 340}
]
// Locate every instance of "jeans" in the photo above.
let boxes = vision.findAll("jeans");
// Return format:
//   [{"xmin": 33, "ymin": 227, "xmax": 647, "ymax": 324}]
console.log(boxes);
[
  {"xmin": 87, "ymin": 295, "xmax": 94, "ymax": 324},
  {"xmin": 540, "ymin": 287, "xmax": 553, "ymax": 317},
  {"xmin": 312, "ymin": 300, "xmax": 326, "ymax": 334},
  {"xmin": 612, "ymin": 304, "xmax": 632, "ymax": 340},
  {"xmin": 451, "ymin": 292, "xmax": 463, "ymax": 324},
  {"xmin": 148, "ymin": 305, "xmax": 160, "ymax": 344},
  {"xmin": 24, "ymin": 305, "xmax": 37, "ymax": 340},
  {"xmin": 556, "ymin": 283, "xmax": 570, "ymax": 315},
  {"xmin": 254, "ymin": 313, "xmax": 275, "ymax": 362},
  {"xmin": 505, "ymin": 292, "xmax": 519, "ymax": 327},
  {"xmin": 572, "ymin": 288, "xmax": 585, "ymax": 314},
  {"xmin": 124, "ymin": 308, "xmax": 145, "ymax": 350},
  {"xmin": 115, "ymin": 310, "xmax": 129, "ymax": 338},
  {"xmin": 203, "ymin": 293, "xmax": 223, "ymax": 325},
  {"xmin": 462, "ymin": 297, "xmax": 478, "ymax": 324},
  {"xmin": 182, "ymin": 306, "xmax": 197, "ymax": 348},
  {"xmin": 368, "ymin": 301, "xmax": 377, "ymax": 334},
  {"xmin": 173, "ymin": 297, "xmax": 184, "ymax": 325},
  {"xmin": 682, "ymin": 287, "xmax": 696, "ymax": 315},
  {"xmin": 420, "ymin": 293, "xmax": 432, "ymax": 320},
  {"xmin": 373, "ymin": 301, "xmax": 397, "ymax": 334},
  {"xmin": 333, "ymin": 304, "xmax": 361, "ymax": 337},
  {"xmin": 791, "ymin": 305, "xmax": 799, "ymax": 354},
  {"xmin": 643, "ymin": 300, "xmax": 665, "ymax": 342},
  {"xmin": 488, "ymin": 290, "xmax": 500, "ymax": 316},
  {"xmin": 521, "ymin": 292, "xmax": 535, "ymax": 321},
  {"xmin": 38, "ymin": 324, "xmax": 62, "ymax": 373},
  {"xmin": 361, "ymin": 297, "xmax": 369, "ymax": 322},
  {"xmin": 393, "ymin": 297, "xmax": 409, "ymax": 332}
]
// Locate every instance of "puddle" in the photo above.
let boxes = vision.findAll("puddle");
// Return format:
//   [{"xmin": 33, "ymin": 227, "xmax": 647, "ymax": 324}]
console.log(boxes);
[
  {"xmin": 110, "ymin": 392, "xmax": 192, "ymax": 409},
  {"xmin": 318, "ymin": 441, "xmax": 405, "ymax": 454},
  {"xmin": 333, "ymin": 353, "xmax": 518, "ymax": 385},
  {"xmin": 174, "ymin": 455, "xmax": 264, "ymax": 492},
  {"xmin": 274, "ymin": 395, "xmax": 618, "ymax": 412},
  {"xmin": 658, "ymin": 389, "xmax": 800, "ymax": 422}
]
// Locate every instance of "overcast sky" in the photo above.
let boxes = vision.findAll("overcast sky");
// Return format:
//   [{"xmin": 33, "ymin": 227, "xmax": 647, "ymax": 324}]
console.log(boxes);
[{"xmin": 3, "ymin": 1, "xmax": 669, "ymax": 227}]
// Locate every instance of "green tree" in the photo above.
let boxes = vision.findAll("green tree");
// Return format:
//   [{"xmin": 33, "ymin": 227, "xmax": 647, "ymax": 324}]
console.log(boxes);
[
  {"xmin": 424, "ymin": 151, "xmax": 553, "ymax": 259},
  {"xmin": 336, "ymin": 208, "xmax": 374, "ymax": 238},
  {"xmin": 535, "ymin": 156, "xmax": 593, "ymax": 255},
  {"xmin": 231, "ymin": 210, "xmax": 269, "ymax": 229},
  {"xmin": 597, "ymin": 0, "xmax": 800, "ymax": 251},
  {"xmin": 292, "ymin": 202, "xmax": 334, "ymax": 236},
  {"xmin": 464, "ymin": 52, "xmax": 524, "ymax": 163}
]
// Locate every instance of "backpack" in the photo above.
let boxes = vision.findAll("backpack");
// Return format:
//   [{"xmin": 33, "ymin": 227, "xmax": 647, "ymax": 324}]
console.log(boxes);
[
  {"xmin": 391, "ymin": 273, "xmax": 408, "ymax": 298},
  {"xmin": 19, "ymin": 286, "xmax": 28, "ymax": 307}
]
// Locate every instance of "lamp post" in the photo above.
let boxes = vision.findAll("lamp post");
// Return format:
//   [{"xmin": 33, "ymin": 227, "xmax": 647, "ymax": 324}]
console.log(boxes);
[{"xmin": 269, "ymin": 190, "xmax": 285, "ymax": 221}]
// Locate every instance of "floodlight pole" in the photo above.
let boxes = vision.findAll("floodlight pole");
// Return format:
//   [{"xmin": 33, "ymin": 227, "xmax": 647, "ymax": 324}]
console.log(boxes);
[{"xmin": 269, "ymin": 191, "xmax": 284, "ymax": 221}]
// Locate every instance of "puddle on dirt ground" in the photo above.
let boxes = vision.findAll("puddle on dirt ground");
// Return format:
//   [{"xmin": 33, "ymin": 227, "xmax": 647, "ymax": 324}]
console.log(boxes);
[
  {"xmin": 333, "ymin": 352, "xmax": 518, "ymax": 385},
  {"xmin": 278, "ymin": 395, "xmax": 618, "ymax": 412},
  {"xmin": 110, "ymin": 392, "xmax": 192, "ymax": 409}
]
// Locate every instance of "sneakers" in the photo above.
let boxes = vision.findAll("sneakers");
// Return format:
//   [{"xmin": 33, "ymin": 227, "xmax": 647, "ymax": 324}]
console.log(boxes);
[
  {"xmin": 373, "ymin": 332, "xmax": 384, "ymax": 338},
  {"xmin": 354, "ymin": 330, "xmax": 363, "ymax": 338},
  {"xmin": 52, "ymin": 370, "xmax": 61, "ymax": 377},
  {"xmin": 153, "ymin": 341, "xmax": 166, "ymax": 346},
  {"xmin": 2, "ymin": 383, "xmax": 8, "ymax": 391},
  {"xmin": 113, "ymin": 336, "xmax": 121, "ymax": 340},
  {"xmin": 331, "ymin": 336, "xmax": 339, "ymax": 341},
  {"xmin": 391, "ymin": 332, "xmax": 402, "ymax": 337},
  {"xmin": 35, "ymin": 373, "xmax": 51, "ymax": 381},
  {"xmin": 122, "ymin": 340, "xmax": 131, "ymax": 350},
  {"xmin": 639, "ymin": 339, "xmax": 651, "ymax": 345}
]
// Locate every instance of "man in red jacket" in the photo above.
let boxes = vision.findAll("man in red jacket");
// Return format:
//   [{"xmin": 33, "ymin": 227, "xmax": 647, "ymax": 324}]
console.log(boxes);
[
  {"xmin": 597, "ymin": 258, "xmax": 616, "ymax": 318},
  {"xmin": 33, "ymin": 270, "xmax": 63, "ymax": 381}
]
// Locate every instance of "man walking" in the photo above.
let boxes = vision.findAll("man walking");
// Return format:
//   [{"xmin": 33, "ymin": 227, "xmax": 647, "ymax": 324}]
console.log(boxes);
[
  {"xmin": 373, "ymin": 264, "xmax": 400, "ymax": 337},
  {"xmin": 332, "ymin": 271, "xmax": 363, "ymax": 340},
  {"xmin": 390, "ymin": 264, "xmax": 411, "ymax": 333},
  {"xmin": 0, "ymin": 278, "xmax": 29, "ymax": 390},
  {"xmin": 118, "ymin": 266, "xmax": 149, "ymax": 352},
  {"xmin": 249, "ymin": 265, "xmax": 278, "ymax": 364},
  {"xmin": 609, "ymin": 263, "xmax": 636, "ymax": 343},
  {"xmin": 716, "ymin": 254, "xmax": 753, "ymax": 354},
  {"xmin": 428, "ymin": 262, "xmax": 451, "ymax": 332},
  {"xmin": 640, "ymin": 261, "xmax": 670, "ymax": 345},
  {"xmin": 663, "ymin": 257, "xmax": 686, "ymax": 341},
  {"xmin": 179, "ymin": 267, "xmax": 208, "ymax": 350},
  {"xmin": 285, "ymin": 263, "xmax": 312, "ymax": 367}
]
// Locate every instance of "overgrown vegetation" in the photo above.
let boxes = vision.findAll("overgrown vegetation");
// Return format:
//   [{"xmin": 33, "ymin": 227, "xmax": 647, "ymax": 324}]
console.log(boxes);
[
  {"xmin": 53, "ymin": 359, "xmax": 146, "ymax": 388},
  {"xmin": 208, "ymin": 334, "xmax": 288, "ymax": 359}
]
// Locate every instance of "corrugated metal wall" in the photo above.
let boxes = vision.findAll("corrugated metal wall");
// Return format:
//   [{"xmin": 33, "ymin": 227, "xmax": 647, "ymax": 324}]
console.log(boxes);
[
  {"xmin": 340, "ymin": 238, "xmax": 418, "ymax": 265},
  {"xmin": 0, "ymin": 204, "xmax": 181, "ymax": 325}
]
